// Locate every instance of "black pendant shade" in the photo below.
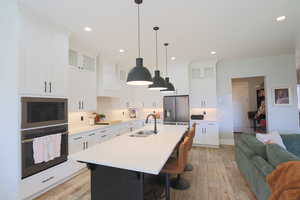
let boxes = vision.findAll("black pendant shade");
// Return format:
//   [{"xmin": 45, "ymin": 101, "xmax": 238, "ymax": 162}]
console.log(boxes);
[
  {"xmin": 148, "ymin": 70, "xmax": 167, "ymax": 90},
  {"xmin": 126, "ymin": 0, "xmax": 153, "ymax": 86},
  {"xmin": 148, "ymin": 26, "xmax": 167, "ymax": 90},
  {"xmin": 161, "ymin": 43, "xmax": 175, "ymax": 93},
  {"xmin": 161, "ymin": 77, "xmax": 175, "ymax": 93},
  {"xmin": 127, "ymin": 58, "xmax": 153, "ymax": 85}
]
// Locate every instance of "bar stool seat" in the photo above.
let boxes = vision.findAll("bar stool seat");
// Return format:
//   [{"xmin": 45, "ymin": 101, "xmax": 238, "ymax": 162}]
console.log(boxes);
[
  {"xmin": 161, "ymin": 136, "xmax": 191, "ymax": 199},
  {"xmin": 185, "ymin": 124, "xmax": 196, "ymax": 172}
]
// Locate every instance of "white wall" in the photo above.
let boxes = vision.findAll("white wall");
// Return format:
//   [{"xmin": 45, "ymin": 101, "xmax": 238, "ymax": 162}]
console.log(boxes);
[
  {"xmin": 217, "ymin": 54, "xmax": 299, "ymax": 140},
  {"xmin": 0, "ymin": 1, "xmax": 21, "ymax": 199}
]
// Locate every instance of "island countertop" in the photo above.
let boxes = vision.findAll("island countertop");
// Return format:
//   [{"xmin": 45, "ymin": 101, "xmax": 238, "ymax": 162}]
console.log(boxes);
[{"xmin": 70, "ymin": 124, "xmax": 188, "ymax": 175}]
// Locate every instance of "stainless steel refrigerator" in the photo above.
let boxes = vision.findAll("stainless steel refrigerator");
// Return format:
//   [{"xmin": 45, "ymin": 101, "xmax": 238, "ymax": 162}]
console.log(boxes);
[{"xmin": 163, "ymin": 95, "xmax": 190, "ymax": 125}]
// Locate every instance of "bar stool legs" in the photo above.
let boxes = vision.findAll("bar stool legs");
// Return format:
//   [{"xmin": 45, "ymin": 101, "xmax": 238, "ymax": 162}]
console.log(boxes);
[
  {"xmin": 170, "ymin": 174, "xmax": 190, "ymax": 190},
  {"xmin": 165, "ymin": 173, "xmax": 170, "ymax": 200},
  {"xmin": 184, "ymin": 163, "xmax": 194, "ymax": 171}
]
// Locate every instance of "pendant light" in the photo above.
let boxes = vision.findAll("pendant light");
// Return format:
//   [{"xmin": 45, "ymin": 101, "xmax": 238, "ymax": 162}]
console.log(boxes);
[
  {"xmin": 148, "ymin": 27, "xmax": 167, "ymax": 90},
  {"xmin": 161, "ymin": 43, "xmax": 175, "ymax": 93},
  {"xmin": 127, "ymin": 0, "xmax": 153, "ymax": 86}
]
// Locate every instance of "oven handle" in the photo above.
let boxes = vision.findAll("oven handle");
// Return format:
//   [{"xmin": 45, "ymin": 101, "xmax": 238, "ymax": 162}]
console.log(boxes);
[{"xmin": 21, "ymin": 131, "xmax": 68, "ymax": 144}]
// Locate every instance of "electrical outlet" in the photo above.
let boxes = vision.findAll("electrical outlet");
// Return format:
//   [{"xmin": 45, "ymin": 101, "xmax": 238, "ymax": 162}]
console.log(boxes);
[{"xmin": 81, "ymin": 116, "xmax": 84, "ymax": 121}]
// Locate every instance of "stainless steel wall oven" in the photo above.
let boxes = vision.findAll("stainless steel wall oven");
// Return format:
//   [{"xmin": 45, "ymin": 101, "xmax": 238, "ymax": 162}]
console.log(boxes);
[
  {"xmin": 21, "ymin": 97, "xmax": 68, "ymax": 179},
  {"xmin": 21, "ymin": 97, "xmax": 68, "ymax": 129}
]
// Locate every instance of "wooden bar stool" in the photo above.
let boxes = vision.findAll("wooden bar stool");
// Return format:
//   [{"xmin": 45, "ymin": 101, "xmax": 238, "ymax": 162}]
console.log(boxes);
[
  {"xmin": 185, "ymin": 123, "xmax": 196, "ymax": 172},
  {"xmin": 161, "ymin": 136, "xmax": 191, "ymax": 199}
]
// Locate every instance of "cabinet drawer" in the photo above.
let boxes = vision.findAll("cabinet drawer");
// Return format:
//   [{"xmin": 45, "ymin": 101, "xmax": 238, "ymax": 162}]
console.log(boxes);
[{"xmin": 21, "ymin": 162, "xmax": 68, "ymax": 199}]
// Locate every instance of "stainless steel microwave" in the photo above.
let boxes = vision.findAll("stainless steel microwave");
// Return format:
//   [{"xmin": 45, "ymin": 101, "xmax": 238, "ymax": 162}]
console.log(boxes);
[{"xmin": 21, "ymin": 97, "xmax": 68, "ymax": 129}]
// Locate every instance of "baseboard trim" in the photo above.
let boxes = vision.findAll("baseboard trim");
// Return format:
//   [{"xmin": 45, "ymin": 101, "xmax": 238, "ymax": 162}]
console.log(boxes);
[{"xmin": 220, "ymin": 139, "xmax": 235, "ymax": 145}]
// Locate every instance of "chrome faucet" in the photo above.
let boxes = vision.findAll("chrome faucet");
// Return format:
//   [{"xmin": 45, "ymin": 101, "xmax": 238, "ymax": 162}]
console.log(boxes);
[{"xmin": 145, "ymin": 114, "xmax": 158, "ymax": 134}]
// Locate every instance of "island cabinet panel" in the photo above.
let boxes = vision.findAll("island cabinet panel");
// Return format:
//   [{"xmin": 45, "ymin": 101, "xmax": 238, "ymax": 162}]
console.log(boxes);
[{"xmin": 90, "ymin": 165, "xmax": 143, "ymax": 200}]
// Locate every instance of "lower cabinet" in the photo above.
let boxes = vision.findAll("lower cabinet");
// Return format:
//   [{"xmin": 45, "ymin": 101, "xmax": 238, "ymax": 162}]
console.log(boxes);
[{"xmin": 192, "ymin": 121, "xmax": 219, "ymax": 147}]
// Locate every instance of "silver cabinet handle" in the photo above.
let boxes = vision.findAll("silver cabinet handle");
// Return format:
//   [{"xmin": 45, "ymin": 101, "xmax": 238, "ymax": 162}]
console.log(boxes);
[
  {"xmin": 101, "ymin": 135, "xmax": 107, "ymax": 138},
  {"xmin": 100, "ymin": 130, "xmax": 107, "ymax": 133},
  {"xmin": 89, "ymin": 133, "xmax": 95, "ymax": 136},
  {"xmin": 44, "ymin": 81, "xmax": 47, "ymax": 93},
  {"xmin": 42, "ymin": 176, "xmax": 54, "ymax": 183},
  {"xmin": 79, "ymin": 101, "xmax": 81, "ymax": 110},
  {"xmin": 82, "ymin": 101, "xmax": 84, "ymax": 110},
  {"xmin": 86, "ymin": 141, "xmax": 88, "ymax": 149},
  {"xmin": 83, "ymin": 141, "xmax": 86, "ymax": 149},
  {"xmin": 74, "ymin": 136, "xmax": 83, "ymax": 140},
  {"xmin": 49, "ymin": 82, "xmax": 52, "ymax": 93}
]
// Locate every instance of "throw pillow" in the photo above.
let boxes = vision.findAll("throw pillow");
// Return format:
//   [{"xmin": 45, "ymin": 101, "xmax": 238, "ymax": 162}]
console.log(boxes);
[{"xmin": 256, "ymin": 131, "xmax": 286, "ymax": 149}]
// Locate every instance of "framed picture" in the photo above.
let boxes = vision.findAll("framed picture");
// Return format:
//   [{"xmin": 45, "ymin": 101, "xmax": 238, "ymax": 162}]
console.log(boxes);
[{"xmin": 273, "ymin": 87, "xmax": 292, "ymax": 106}]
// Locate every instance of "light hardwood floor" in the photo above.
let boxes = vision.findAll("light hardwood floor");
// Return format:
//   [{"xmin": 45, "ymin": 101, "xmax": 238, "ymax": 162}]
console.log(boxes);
[{"xmin": 35, "ymin": 146, "xmax": 256, "ymax": 200}]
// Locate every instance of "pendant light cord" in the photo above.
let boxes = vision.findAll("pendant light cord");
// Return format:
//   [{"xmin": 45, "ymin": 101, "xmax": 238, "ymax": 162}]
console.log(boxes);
[
  {"xmin": 155, "ymin": 30, "xmax": 158, "ymax": 70},
  {"xmin": 137, "ymin": 5, "xmax": 141, "ymax": 58},
  {"xmin": 165, "ymin": 44, "xmax": 168, "ymax": 76}
]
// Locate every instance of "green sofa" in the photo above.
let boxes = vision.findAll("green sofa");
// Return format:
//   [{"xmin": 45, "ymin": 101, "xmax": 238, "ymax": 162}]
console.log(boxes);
[{"xmin": 234, "ymin": 133, "xmax": 300, "ymax": 200}]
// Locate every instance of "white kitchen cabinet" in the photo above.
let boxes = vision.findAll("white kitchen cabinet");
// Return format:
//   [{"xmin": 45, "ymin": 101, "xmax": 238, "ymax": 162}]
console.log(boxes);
[
  {"xmin": 69, "ymin": 49, "xmax": 96, "ymax": 72},
  {"xmin": 67, "ymin": 66, "xmax": 97, "ymax": 112},
  {"xmin": 69, "ymin": 134, "xmax": 87, "ymax": 154},
  {"xmin": 189, "ymin": 60, "xmax": 217, "ymax": 108},
  {"xmin": 19, "ymin": 13, "xmax": 68, "ymax": 97},
  {"xmin": 192, "ymin": 121, "xmax": 219, "ymax": 147}
]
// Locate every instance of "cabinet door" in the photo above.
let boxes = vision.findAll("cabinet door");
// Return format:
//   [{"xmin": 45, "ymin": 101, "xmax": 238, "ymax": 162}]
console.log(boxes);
[
  {"xmin": 49, "ymin": 31, "xmax": 68, "ymax": 97},
  {"xmin": 193, "ymin": 123, "xmax": 205, "ymax": 145},
  {"xmin": 67, "ymin": 67, "xmax": 82, "ymax": 112},
  {"xmin": 69, "ymin": 135, "xmax": 86, "ymax": 154},
  {"xmin": 86, "ymin": 132, "xmax": 98, "ymax": 148},
  {"xmin": 205, "ymin": 122, "xmax": 219, "ymax": 146},
  {"xmin": 82, "ymin": 70, "xmax": 97, "ymax": 111},
  {"xmin": 20, "ymin": 17, "xmax": 50, "ymax": 95}
]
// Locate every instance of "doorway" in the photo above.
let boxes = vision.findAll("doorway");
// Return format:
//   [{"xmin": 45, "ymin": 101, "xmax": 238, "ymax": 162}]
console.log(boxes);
[{"xmin": 232, "ymin": 76, "xmax": 266, "ymax": 133}]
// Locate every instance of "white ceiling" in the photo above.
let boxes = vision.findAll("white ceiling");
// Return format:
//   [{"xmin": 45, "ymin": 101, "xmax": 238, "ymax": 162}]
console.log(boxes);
[{"xmin": 22, "ymin": 0, "xmax": 300, "ymax": 69}]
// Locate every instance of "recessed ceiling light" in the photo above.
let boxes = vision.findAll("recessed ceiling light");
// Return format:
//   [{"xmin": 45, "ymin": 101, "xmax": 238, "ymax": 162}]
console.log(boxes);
[
  {"xmin": 84, "ymin": 27, "xmax": 92, "ymax": 32},
  {"xmin": 119, "ymin": 49, "xmax": 125, "ymax": 53},
  {"xmin": 171, "ymin": 57, "xmax": 176, "ymax": 60},
  {"xmin": 211, "ymin": 51, "xmax": 217, "ymax": 55},
  {"xmin": 276, "ymin": 16, "xmax": 286, "ymax": 22}
]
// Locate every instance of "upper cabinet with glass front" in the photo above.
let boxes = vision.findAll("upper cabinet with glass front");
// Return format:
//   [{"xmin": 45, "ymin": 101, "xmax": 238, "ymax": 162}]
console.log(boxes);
[{"xmin": 69, "ymin": 49, "xmax": 96, "ymax": 72}]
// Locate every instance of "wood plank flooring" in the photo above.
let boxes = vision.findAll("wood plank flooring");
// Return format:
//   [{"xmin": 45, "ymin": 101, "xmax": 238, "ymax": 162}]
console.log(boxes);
[{"xmin": 35, "ymin": 146, "xmax": 256, "ymax": 200}]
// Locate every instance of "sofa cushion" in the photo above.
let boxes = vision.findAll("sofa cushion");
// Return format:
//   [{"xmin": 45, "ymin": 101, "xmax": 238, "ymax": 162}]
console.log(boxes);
[
  {"xmin": 241, "ymin": 134, "xmax": 267, "ymax": 160},
  {"xmin": 281, "ymin": 134, "xmax": 300, "ymax": 157},
  {"xmin": 236, "ymin": 139, "xmax": 256, "ymax": 158},
  {"xmin": 251, "ymin": 156, "xmax": 274, "ymax": 177},
  {"xmin": 266, "ymin": 144, "xmax": 300, "ymax": 167}
]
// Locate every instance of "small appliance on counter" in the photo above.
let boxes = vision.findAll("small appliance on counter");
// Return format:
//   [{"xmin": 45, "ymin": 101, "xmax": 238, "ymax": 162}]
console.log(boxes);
[{"xmin": 191, "ymin": 115, "xmax": 204, "ymax": 120}]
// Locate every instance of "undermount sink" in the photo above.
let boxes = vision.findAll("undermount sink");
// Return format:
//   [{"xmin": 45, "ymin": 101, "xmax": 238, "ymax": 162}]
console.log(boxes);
[{"xmin": 129, "ymin": 130, "xmax": 156, "ymax": 138}]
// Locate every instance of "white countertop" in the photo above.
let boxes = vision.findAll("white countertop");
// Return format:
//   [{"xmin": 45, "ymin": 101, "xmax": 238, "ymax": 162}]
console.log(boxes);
[
  {"xmin": 68, "ymin": 119, "xmax": 143, "ymax": 135},
  {"xmin": 70, "ymin": 125, "xmax": 188, "ymax": 175}
]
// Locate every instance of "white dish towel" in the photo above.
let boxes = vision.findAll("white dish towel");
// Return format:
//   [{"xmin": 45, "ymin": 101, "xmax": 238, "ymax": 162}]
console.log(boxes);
[{"xmin": 33, "ymin": 133, "xmax": 62, "ymax": 164}]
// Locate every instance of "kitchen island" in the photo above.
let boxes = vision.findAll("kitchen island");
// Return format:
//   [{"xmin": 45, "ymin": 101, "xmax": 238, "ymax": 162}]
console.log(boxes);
[{"xmin": 70, "ymin": 124, "xmax": 188, "ymax": 200}]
